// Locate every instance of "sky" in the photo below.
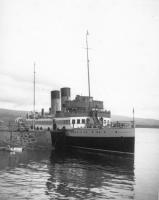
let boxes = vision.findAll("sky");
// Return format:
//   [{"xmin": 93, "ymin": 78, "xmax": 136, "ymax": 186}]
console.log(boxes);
[{"xmin": 0, "ymin": 0, "xmax": 159, "ymax": 119}]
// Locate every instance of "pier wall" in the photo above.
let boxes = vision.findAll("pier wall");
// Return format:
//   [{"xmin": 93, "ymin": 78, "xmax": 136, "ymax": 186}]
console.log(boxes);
[{"xmin": 0, "ymin": 130, "xmax": 52, "ymax": 149}]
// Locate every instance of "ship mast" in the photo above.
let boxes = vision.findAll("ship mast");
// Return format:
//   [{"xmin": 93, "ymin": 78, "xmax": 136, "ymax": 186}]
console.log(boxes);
[
  {"xmin": 133, "ymin": 107, "xmax": 135, "ymax": 128},
  {"xmin": 86, "ymin": 31, "xmax": 91, "ymax": 110},
  {"xmin": 33, "ymin": 62, "xmax": 36, "ymax": 130}
]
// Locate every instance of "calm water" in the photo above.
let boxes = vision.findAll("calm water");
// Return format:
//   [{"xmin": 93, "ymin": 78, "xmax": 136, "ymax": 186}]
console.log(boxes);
[{"xmin": 0, "ymin": 128, "xmax": 159, "ymax": 200}]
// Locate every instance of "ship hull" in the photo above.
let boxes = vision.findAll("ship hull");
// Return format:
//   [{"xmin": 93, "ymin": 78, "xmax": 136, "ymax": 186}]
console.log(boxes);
[
  {"xmin": 65, "ymin": 136, "xmax": 134, "ymax": 154},
  {"xmin": 51, "ymin": 127, "xmax": 135, "ymax": 154}
]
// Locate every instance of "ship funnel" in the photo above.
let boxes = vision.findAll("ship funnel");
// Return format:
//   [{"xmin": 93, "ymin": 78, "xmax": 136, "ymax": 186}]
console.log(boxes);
[
  {"xmin": 51, "ymin": 90, "xmax": 61, "ymax": 115},
  {"xmin": 61, "ymin": 87, "xmax": 71, "ymax": 111},
  {"xmin": 41, "ymin": 108, "xmax": 44, "ymax": 117}
]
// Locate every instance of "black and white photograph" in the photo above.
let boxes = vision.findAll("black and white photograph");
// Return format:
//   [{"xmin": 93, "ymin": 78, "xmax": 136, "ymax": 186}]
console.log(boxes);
[{"xmin": 0, "ymin": 0, "xmax": 159, "ymax": 199}]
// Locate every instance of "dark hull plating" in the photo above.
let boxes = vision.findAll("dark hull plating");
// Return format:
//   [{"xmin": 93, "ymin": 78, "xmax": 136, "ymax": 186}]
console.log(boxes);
[
  {"xmin": 65, "ymin": 137, "xmax": 134, "ymax": 153},
  {"xmin": 51, "ymin": 131, "xmax": 135, "ymax": 154}
]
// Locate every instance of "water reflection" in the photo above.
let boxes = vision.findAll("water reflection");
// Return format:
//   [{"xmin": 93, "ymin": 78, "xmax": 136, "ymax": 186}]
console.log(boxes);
[
  {"xmin": 1, "ymin": 128, "xmax": 159, "ymax": 200},
  {"xmin": 0, "ymin": 150, "xmax": 50, "ymax": 170},
  {"xmin": 0, "ymin": 149, "xmax": 135, "ymax": 200},
  {"xmin": 0, "ymin": 150, "xmax": 51, "ymax": 200},
  {"xmin": 47, "ymin": 150, "xmax": 135, "ymax": 200}
]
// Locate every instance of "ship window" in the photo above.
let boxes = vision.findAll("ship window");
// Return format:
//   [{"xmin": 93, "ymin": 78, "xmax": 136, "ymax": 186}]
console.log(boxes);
[
  {"xmin": 82, "ymin": 119, "xmax": 85, "ymax": 124},
  {"xmin": 65, "ymin": 120, "xmax": 70, "ymax": 124},
  {"xmin": 72, "ymin": 119, "xmax": 75, "ymax": 124},
  {"xmin": 77, "ymin": 119, "xmax": 80, "ymax": 124}
]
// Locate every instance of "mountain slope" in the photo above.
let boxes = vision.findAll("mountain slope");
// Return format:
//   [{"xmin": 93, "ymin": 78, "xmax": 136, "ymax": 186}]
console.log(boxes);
[
  {"xmin": 111, "ymin": 115, "xmax": 159, "ymax": 128},
  {"xmin": 0, "ymin": 108, "xmax": 159, "ymax": 128},
  {"xmin": 0, "ymin": 108, "xmax": 27, "ymax": 123}
]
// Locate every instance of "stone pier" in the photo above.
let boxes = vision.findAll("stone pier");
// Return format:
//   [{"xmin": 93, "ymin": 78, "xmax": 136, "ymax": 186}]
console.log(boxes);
[{"xmin": 0, "ymin": 130, "xmax": 52, "ymax": 150}]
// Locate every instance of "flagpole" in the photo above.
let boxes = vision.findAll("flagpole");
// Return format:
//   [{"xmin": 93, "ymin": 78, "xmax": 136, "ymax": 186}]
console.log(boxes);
[
  {"xmin": 133, "ymin": 108, "xmax": 135, "ymax": 128},
  {"xmin": 33, "ymin": 62, "xmax": 36, "ymax": 130},
  {"xmin": 86, "ymin": 30, "xmax": 91, "ymax": 110}
]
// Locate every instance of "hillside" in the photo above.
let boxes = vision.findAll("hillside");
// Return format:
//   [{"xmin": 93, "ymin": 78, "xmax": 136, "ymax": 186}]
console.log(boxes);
[
  {"xmin": 0, "ymin": 108, "xmax": 27, "ymax": 123},
  {"xmin": 111, "ymin": 115, "xmax": 159, "ymax": 128},
  {"xmin": 0, "ymin": 108, "xmax": 159, "ymax": 128}
]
